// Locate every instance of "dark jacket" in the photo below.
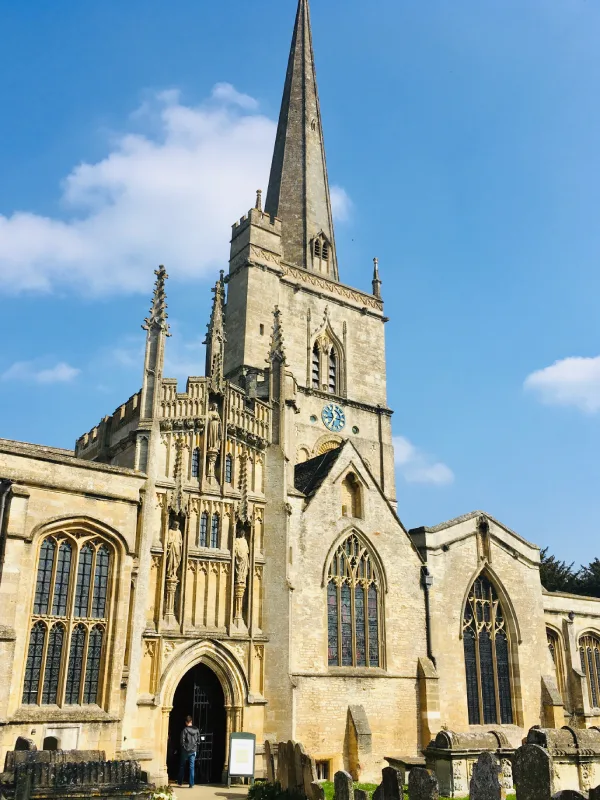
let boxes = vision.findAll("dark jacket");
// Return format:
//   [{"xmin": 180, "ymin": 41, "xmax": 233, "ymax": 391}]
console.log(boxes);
[{"xmin": 180, "ymin": 725, "xmax": 200, "ymax": 753}]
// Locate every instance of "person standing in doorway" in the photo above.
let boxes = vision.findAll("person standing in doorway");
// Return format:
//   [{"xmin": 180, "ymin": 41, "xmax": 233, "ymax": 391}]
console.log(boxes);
[{"xmin": 179, "ymin": 715, "xmax": 200, "ymax": 788}]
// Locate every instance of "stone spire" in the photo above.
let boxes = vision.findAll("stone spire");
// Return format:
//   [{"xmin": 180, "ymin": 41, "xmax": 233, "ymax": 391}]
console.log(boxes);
[
  {"xmin": 143, "ymin": 266, "xmax": 171, "ymax": 334},
  {"xmin": 372, "ymin": 258, "xmax": 382, "ymax": 299},
  {"xmin": 265, "ymin": 0, "xmax": 339, "ymax": 280},
  {"xmin": 204, "ymin": 270, "xmax": 226, "ymax": 392},
  {"xmin": 269, "ymin": 306, "xmax": 286, "ymax": 364}
]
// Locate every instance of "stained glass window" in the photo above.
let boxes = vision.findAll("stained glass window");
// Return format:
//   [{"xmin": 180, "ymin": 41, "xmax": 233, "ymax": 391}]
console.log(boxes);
[
  {"xmin": 210, "ymin": 514, "xmax": 220, "ymax": 549},
  {"xmin": 83, "ymin": 625, "xmax": 104, "ymax": 704},
  {"xmin": 74, "ymin": 544, "xmax": 93, "ymax": 617},
  {"xmin": 23, "ymin": 533, "xmax": 113, "ymax": 708},
  {"xmin": 191, "ymin": 448, "xmax": 200, "ymax": 478},
  {"xmin": 327, "ymin": 533, "xmax": 381, "ymax": 668},
  {"xmin": 579, "ymin": 634, "xmax": 600, "ymax": 709},
  {"xmin": 312, "ymin": 345, "xmax": 320, "ymax": 390},
  {"xmin": 23, "ymin": 621, "xmax": 46, "ymax": 704},
  {"xmin": 225, "ymin": 454, "xmax": 233, "ymax": 484},
  {"xmin": 34, "ymin": 538, "xmax": 56, "ymax": 615},
  {"xmin": 51, "ymin": 542, "xmax": 72, "ymax": 617},
  {"xmin": 42, "ymin": 624, "xmax": 65, "ymax": 704},
  {"xmin": 463, "ymin": 574, "xmax": 513, "ymax": 725},
  {"xmin": 199, "ymin": 512, "xmax": 208, "ymax": 547},
  {"xmin": 65, "ymin": 624, "xmax": 86, "ymax": 704}
]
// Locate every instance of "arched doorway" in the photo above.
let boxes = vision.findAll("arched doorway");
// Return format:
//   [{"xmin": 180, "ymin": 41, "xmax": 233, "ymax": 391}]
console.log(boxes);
[{"xmin": 167, "ymin": 663, "xmax": 226, "ymax": 784}]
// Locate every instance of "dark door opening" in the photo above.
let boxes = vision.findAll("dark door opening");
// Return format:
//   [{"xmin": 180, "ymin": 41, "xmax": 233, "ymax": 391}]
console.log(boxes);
[{"xmin": 167, "ymin": 663, "xmax": 226, "ymax": 784}]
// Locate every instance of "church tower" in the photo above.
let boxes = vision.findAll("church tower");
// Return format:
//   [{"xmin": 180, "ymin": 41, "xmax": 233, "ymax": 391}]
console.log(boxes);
[{"xmin": 225, "ymin": 0, "xmax": 396, "ymax": 501}]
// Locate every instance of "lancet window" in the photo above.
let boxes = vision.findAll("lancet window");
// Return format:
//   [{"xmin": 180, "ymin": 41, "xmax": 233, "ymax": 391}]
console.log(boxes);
[
  {"xmin": 199, "ymin": 512, "xmax": 209, "ymax": 547},
  {"xmin": 191, "ymin": 448, "xmax": 200, "ymax": 478},
  {"xmin": 579, "ymin": 633, "xmax": 600, "ymax": 709},
  {"xmin": 341, "ymin": 472, "xmax": 362, "ymax": 518},
  {"xmin": 225, "ymin": 454, "xmax": 233, "ymax": 484},
  {"xmin": 312, "ymin": 234, "xmax": 331, "ymax": 274},
  {"xmin": 327, "ymin": 534, "xmax": 381, "ymax": 668},
  {"xmin": 311, "ymin": 336, "xmax": 342, "ymax": 395},
  {"xmin": 463, "ymin": 575, "xmax": 513, "ymax": 725},
  {"xmin": 23, "ymin": 531, "xmax": 114, "ymax": 707},
  {"xmin": 210, "ymin": 514, "xmax": 220, "ymax": 549},
  {"xmin": 547, "ymin": 627, "xmax": 567, "ymax": 702},
  {"xmin": 312, "ymin": 344, "xmax": 320, "ymax": 389}
]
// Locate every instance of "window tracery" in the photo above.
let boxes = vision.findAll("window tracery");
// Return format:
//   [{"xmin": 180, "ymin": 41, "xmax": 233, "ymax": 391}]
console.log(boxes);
[
  {"xmin": 327, "ymin": 534, "xmax": 381, "ymax": 668},
  {"xmin": 547, "ymin": 627, "xmax": 567, "ymax": 702},
  {"xmin": 23, "ymin": 531, "xmax": 114, "ymax": 707},
  {"xmin": 579, "ymin": 633, "xmax": 600, "ymax": 708},
  {"xmin": 463, "ymin": 574, "xmax": 513, "ymax": 725}
]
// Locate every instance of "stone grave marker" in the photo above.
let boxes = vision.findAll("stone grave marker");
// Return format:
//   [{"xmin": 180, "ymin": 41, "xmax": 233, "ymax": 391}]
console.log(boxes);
[
  {"xmin": 334, "ymin": 769, "xmax": 355, "ymax": 800},
  {"xmin": 513, "ymin": 744, "xmax": 554, "ymax": 800},
  {"xmin": 264, "ymin": 740, "xmax": 275, "ymax": 784},
  {"xmin": 355, "ymin": 789, "xmax": 369, "ymax": 800},
  {"xmin": 552, "ymin": 792, "xmax": 586, "ymax": 800},
  {"xmin": 470, "ymin": 751, "xmax": 505, "ymax": 800},
  {"xmin": 382, "ymin": 766, "xmax": 403, "ymax": 800},
  {"xmin": 408, "ymin": 767, "xmax": 439, "ymax": 800},
  {"xmin": 590, "ymin": 786, "xmax": 600, "ymax": 800}
]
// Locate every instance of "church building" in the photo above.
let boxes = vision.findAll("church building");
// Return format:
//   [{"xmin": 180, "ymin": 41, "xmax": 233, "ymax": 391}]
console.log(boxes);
[{"xmin": 1, "ymin": 0, "xmax": 599, "ymax": 786}]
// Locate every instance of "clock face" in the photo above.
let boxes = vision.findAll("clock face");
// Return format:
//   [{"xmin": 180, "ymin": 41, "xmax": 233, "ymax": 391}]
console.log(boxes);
[{"xmin": 322, "ymin": 403, "xmax": 346, "ymax": 432}]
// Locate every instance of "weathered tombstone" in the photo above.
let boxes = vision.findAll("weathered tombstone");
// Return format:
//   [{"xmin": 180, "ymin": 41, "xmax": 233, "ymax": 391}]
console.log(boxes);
[
  {"xmin": 382, "ymin": 766, "xmax": 403, "ymax": 800},
  {"xmin": 408, "ymin": 767, "xmax": 439, "ymax": 800},
  {"xmin": 334, "ymin": 769, "xmax": 355, "ymax": 800},
  {"xmin": 590, "ymin": 786, "xmax": 600, "ymax": 800},
  {"xmin": 355, "ymin": 789, "xmax": 369, "ymax": 800},
  {"xmin": 372, "ymin": 783, "xmax": 383, "ymax": 800},
  {"xmin": 552, "ymin": 793, "xmax": 586, "ymax": 800},
  {"xmin": 470, "ymin": 752, "xmax": 505, "ymax": 800},
  {"xmin": 294, "ymin": 742, "xmax": 306, "ymax": 792},
  {"xmin": 265, "ymin": 740, "xmax": 275, "ymax": 783},
  {"xmin": 14, "ymin": 738, "xmax": 36, "ymax": 752},
  {"xmin": 277, "ymin": 741, "xmax": 290, "ymax": 790},
  {"xmin": 513, "ymin": 744, "xmax": 554, "ymax": 800},
  {"xmin": 288, "ymin": 740, "xmax": 298, "ymax": 791},
  {"xmin": 310, "ymin": 781, "xmax": 326, "ymax": 800},
  {"xmin": 302, "ymin": 752, "xmax": 319, "ymax": 797}
]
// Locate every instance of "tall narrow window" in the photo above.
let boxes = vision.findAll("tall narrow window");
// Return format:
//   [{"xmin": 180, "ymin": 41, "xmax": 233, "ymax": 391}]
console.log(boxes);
[
  {"xmin": 329, "ymin": 350, "xmax": 337, "ymax": 394},
  {"xmin": 463, "ymin": 575, "xmax": 513, "ymax": 725},
  {"xmin": 547, "ymin": 628, "xmax": 567, "ymax": 702},
  {"xmin": 579, "ymin": 634, "xmax": 600, "ymax": 709},
  {"xmin": 327, "ymin": 534, "xmax": 382, "ymax": 668},
  {"xmin": 191, "ymin": 448, "xmax": 200, "ymax": 478},
  {"xmin": 341, "ymin": 472, "xmax": 362, "ymax": 518},
  {"xmin": 211, "ymin": 514, "xmax": 220, "ymax": 549},
  {"xmin": 225, "ymin": 454, "xmax": 233, "ymax": 484},
  {"xmin": 314, "ymin": 239, "xmax": 322, "ymax": 258},
  {"xmin": 199, "ymin": 512, "xmax": 208, "ymax": 547},
  {"xmin": 23, "ymin": 533, "xmax": 113, "ymax": 707},
  {"xmin": 312, "ymin": 344, "xmax": 320, "ymax": 389}
]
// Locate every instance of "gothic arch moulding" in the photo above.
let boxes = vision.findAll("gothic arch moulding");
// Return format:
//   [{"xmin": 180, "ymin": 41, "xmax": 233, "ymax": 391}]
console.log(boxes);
[
  {"xmin": 159, "ymin": 639, "xmax": 247, "ymax": 710},
  {"xmin": 27, "ymin": 515, "xmax": 130, "ymax": 557},
  {"xmin": 321, "ymin": 526, "xmax": 388, "ymax": 593},
  {"xmin": 310, "ymin": 307, "xmax": 346, "ymax": 396},
  {"xmin": 458, "ymin": 564, "xmax": 522, "ymax": 645},
  {"xmin": 312, "ymin": 434, "xmax": 343, "ymax": 457}
]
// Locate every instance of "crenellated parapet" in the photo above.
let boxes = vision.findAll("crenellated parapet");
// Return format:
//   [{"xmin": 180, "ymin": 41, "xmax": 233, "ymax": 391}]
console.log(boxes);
[{"xmin": 74, "ymin": 392, "xmax": 141, "ymax": 466}]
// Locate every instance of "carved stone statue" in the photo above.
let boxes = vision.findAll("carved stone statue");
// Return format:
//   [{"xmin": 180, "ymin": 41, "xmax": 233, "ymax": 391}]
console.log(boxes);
[
  {"xmin": 165, "ymin": 520, "xmax": 183, "ymax": 580},
  {"xmin": 207, "ymin": 403, "xmax": 222, "ymax": 453},
  {"xmin": 234, "ymin": 531, "xmax": 250, "ymax": 586}
]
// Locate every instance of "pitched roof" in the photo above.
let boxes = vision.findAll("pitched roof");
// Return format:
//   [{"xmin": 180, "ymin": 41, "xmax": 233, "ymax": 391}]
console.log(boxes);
[{"xmin": 294, "ymin": 445, "xmax": 343, "ymax": 497}]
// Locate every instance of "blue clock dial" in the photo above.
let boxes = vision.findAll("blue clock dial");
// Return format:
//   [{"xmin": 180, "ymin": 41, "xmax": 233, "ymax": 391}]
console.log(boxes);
[{"xmin": 322, "ymin": 403, "xmax": 346, "ymax": 432}]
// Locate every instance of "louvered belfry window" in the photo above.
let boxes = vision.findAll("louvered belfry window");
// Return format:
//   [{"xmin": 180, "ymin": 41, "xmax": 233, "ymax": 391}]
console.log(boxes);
[
  {"xmin": 327, "ymin": 534, "xmax": 381, "ymax": 668},
  {"xmin": 463, "ymin": 575, "xmax": 513, "ymax": 725},
  {"xmin": 23, "ymin": 532, "xmax": 113, "ymax": 707},
  {"xmin": 579, "ymin": 634, "xmax": 600, "ymax": 709},
  {"xmin": 312, "ymin": 344, "xmax": 320, "ymax": 389}
]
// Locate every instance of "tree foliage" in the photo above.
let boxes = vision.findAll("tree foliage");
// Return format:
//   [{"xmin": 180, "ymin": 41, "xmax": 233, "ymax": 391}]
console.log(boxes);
[{"xmin": 540, "ymin": 548, "xmax": 600, "ymax": 598}]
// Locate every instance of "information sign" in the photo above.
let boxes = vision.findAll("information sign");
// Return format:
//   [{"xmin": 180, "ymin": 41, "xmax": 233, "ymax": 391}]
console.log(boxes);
[{"xmin": 227, "ymin": 732, "xmax": 256, "ymax": 786}]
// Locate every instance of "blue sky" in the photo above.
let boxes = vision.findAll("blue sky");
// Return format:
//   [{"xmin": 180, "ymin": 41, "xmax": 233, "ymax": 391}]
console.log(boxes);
[{"xmin": 2, "ymin": 0, "xmax": 600, "ymax": 564}]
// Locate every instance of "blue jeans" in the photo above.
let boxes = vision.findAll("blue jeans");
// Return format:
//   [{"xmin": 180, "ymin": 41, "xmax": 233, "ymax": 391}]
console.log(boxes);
[{"xmin": 178, "ymin": 750, "xmax": 196, "ymax": 787}]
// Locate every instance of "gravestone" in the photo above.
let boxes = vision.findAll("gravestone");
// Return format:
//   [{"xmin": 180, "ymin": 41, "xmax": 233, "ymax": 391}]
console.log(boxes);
[
  {"xmin": 470, "ymin": 752, "xmax": 504, "ymax": 800},
  {"xmin": 552, "ymin": 793, "xmax": 586, "ymax": 800},
  {"xmin": 382, "ymin": 766, "xmax": 403, "ymax": 800},
  {"xmin": 310, "ymin": 781, "xmax": 326, "ymax": 800},
  {"xmin": 294, "ymin": 742, "xmax": 306, "ymax": 792},
  {"xmin": 513, "ymin": 744, "xmax": 554, "ymax": 800},
  {"xmin": 288, "ymin": 740, "xmax": 298, "ymax": 791},
  {"xmin": 265, "ymin": 740, "xmax": 275, "ymax": 783},
  {"xmin": 355, "ymin": 789, "xmax": 369, "ymax": 800},
  {"xmin": 334, "ymin": 770, "xmax": 355, "ymax": 800},
  {"xmin": 408, "ymin": 767, "xmax": 439, "ymax": 800},
  {"xmin": 372, "ymin": 784, "xmax": 383, "ymax": 800},
  {"xmin": 589, "ymin": 787, "xmax": 600, "ymax": 800},
  {"xmin": 277, "ymin": 741, "xmax": 290, "ymax": 790}
]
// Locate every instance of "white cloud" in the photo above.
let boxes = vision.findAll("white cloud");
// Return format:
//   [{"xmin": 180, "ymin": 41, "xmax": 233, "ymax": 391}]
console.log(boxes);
[
  {"xmin": 0, "ymin": 85, "xmax": 352, "ymax": 297},
  {"xmin": 330, "ymin": 185, "xmax": 352, "ymax": 222},
  {"xmin": 524, "ymin": 355, "xmax": 600, "ymax": 413},
  {"xmin": 393, "ymin": 435, "xmax": 454, "ymax": 486},
  {"xmin": 2, "ymin": 360, "xmax": 80, "ymax": 384},
  {"xmin": 211, "ymin": 82, "xmax": 259, "ymax": 111}
]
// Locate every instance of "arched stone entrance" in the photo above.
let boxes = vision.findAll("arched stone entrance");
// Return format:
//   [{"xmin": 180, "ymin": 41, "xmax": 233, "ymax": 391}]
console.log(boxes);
[{"xmin": 160, "ymin": 641, "xmax": 247, "ymax": 785}]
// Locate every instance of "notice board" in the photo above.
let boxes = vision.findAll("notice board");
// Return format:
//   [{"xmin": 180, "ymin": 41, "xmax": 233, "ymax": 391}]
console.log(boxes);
[{"xmin": 227, "ymin": 732, "xmax": 256, "ymax": 786}]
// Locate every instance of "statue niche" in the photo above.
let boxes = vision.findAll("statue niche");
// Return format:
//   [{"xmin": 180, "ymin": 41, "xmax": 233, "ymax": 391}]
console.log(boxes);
[
  {"xmin": 164, "ymin": 517, "xmax": 184, "ymax": 625},
  {"xmin": 233, "ymin": 525, "xmax": 250, "ymax": 630},
  {"xmin": 206, "ymin": 402, "xmax": 222, "ymax": 481}
]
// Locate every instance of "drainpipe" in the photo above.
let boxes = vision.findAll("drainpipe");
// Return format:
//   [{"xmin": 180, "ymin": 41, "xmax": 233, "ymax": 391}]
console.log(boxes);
[{"xmin": 421, "ymin": 566, "xmax": 436, "ymax": 667}]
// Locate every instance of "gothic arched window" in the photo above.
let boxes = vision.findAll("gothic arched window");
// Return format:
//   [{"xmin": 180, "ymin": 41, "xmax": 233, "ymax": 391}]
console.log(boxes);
[
  {"xmin": 463, "ymin": 575, "xmax": 513, "ymax": 725},
  {"xmin": 341, "ymin": 473, "xmax": 362, "ymax": 518},
  {"xmin": 547, "ymin": 627, "xmax": 567, "ymax": 702},
  {"xmin": 312, "ymin": 344, "xmax": 320, "ymax": 389},
  {"xmin": 210, "ymin": 514, "xmax": 220, "ymax": 549},
  {"xmin": 327, "ymin": 534, "xmax": 381, "ymax": 668},
  {"xmin": 225, "ymin": 454, "xmax": 233, "ymax": 484},
  {"xmin": 191, "ymin": 448, "xmax": 200, "ymax": 478},
  {"xmin": 199, "ymin": 512, "xmax": 209, "ymax": 547},
  {"xmin": 329, "ymin": 350, "xmax": 337, "ymax": 394},
  {"xmin": 23, "ymin": 532, "xmax": 114, "ymax": 706},
  {"xmin": 579, "ymin": 633, "xmax": 600, "ymax": 709}
]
